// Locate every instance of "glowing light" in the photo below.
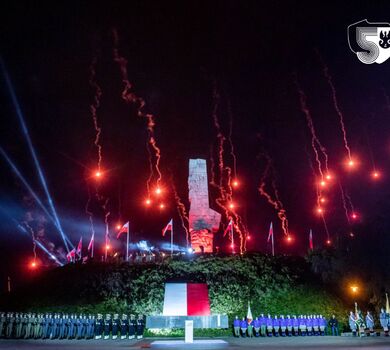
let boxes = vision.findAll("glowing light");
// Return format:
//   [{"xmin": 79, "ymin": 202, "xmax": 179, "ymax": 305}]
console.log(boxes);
[
  {"xmin": 187, "ymin": 247, "xmax": 194, "ymax": 254},
  {"xmin": 162, "ymin": 252, "xmax": 166, "ymax": 257},
  {"xmin": 371, "ymin": 171, "xmax": 380, "ymax": 179},
  {"xmin": 326, "ymin": 239, "xmax": 331, "ymax": 245},
  {"xmin": 351, "ymin": 213, "xmax": 358, "ymax": 220},
  {"xmin": 325, "ymin": 174, "xmax": 332, "ymax": 180},
  {"xmin": 232, "ymin": 180, "xmax": 239, "ymax": 188},
  {"xmin": 155, "ymin": 187, "xmax": 162, "ymax": 195},
  {"xmin": 346, "ymin": 158, "xmax": 357, "ymax": 169},
  {"xmin": 230, "ymin": 243, "xmax": 234, "ymax": 248},
  {"xmin": 317, "ymin": 207, "xmax": 323, "ymax": 214},
  {"xmin": 105, "ymin": 244, "xmax": 110, "ymax": 250},
  {"xmin": 159, "ymin": 203, "xmax": 165, "ymax": 209},
  {"xmin": 116, "ymin": 224, "xmax": 121, "ymax": 230},
  {"xmin": 320, "ymin": 197, "xmax": 326, "ymax": 203},
  {"xmin": 349, "ymin": 232, "xmax": 355, "ymax": 237},
  {"xmin": 145, "ymin": 199, "xmax": 152, "ymax": 206},
  {"xmin": 350, "ymin": 285, "xmax": 359, "ymax": 294},
  {"xmin": 286, "ymin": 235, "xmax": 292, "ymax": 242},
  {"xmin": 320, "ymin": 180, "xmax": 326, "ymax": 187},
  {"xmin": 113, "ymin": 252, "xmax": 118, "ymax": 257},
  {"xmin": 229, "ymin": 203, "xmax": 235, "ymax": 209},
  {"xmin": 95, "ymin": 171, "xmax": 102, "ymax": 178},
  {"xmin": 247, "ymin": 235, "xmax": 251, "ymax": 240},
  {"xmin": 30, "ymin": 261, "xmax": 37, "ymax": 269}
]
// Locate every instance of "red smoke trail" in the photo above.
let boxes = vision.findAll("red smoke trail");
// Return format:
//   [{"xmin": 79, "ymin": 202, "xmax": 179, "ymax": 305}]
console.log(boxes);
[
  {"xmin": 227, "ymin": 100, "xmax": 237, "ymax": 178},
  {"xmin": 209, "ymin": 83, "xmax": 247, "ymax": 253},
  {"xmin": 338, "ymin": 182, "xmax": 351, "ymax": 224},
  {"xmin": 89, "ymin": 56, "xmax": 103, "ymax": 172},
  {"xmin": 295, "ymin": 78, "xmax": 329, "ymax": 177},
  {"xmin": 170, "ymin": 178, "xmax": 190, "ymax": 247},
  {"xmin": 321, "ymin": 214, "xmax": 331, "ymax": 241},
  {"xmin": 317, "ymin": 54, "xmax": 352, "ymax": 160},
  {"xmin": 85, "ymin": 184, "xmax": 96, "ymax": 240},
  {"xmin": 112, "ymin": 28, "xmax": 163, "ymax": 194},
  {"xmin": 24, "ymin": 222, "xmax": 37, "ymax": 261},
  {"xmin": 258, "ymin": 154, "xmax": 289, "ymax": 236}
]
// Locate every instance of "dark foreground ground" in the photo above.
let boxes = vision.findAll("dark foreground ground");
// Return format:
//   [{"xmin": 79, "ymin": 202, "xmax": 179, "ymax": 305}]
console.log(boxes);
[{"xmin": 0, "ymin": 337, "xmax": 390, "ymax": 350}]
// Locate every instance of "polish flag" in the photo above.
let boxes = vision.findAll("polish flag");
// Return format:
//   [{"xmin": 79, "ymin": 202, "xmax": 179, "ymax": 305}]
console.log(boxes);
[
  {"xmin": 267, "ymin": 222, "xmax": 274, "ymax": 242},
  {"xmin": 162, "ymin": 219, "xmax": 173, "ymax": 237},
  {"xmin": 87, "ymin": 233, "xmax": 94, "ymax": 251},
  {"xmin": 76, "ymin": 237, "xmax": 82, "ymax": 256},
  {"xmin": 163, "ymin": 283, "xmax": 211, "ymax": 316},
  {"xmin": 117, "ymin": 222, "xmax": 129, "ymax": 239},
  {"xmin": 66, "ymin": 249, "xmax": 76, "ymax": 262}
]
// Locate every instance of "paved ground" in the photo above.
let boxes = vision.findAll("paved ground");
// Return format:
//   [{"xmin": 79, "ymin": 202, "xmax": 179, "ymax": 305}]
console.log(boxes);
[{"xmin": 0, "ymin": 336, "xmax": 389, "ymax": 349}]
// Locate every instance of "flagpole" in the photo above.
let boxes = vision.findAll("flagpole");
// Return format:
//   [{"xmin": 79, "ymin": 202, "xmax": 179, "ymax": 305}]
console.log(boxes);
[
  {"xmin": 271, "ymin": 224, "xmax": 275, "ymax": 257},
  {"xmin": 126, "ymin": 223, "xmax": 129, "ymax": 262},
  {"xmin": 231, "ymin": 221, "xmax": 235, "ymax": 254},
  {"xmin": 170, "ymin": 220, "xmax": 173, "ymax": 256},
  {"xmin": 91, "ymin": 233, "xmax": 94, "ymax": 258}
]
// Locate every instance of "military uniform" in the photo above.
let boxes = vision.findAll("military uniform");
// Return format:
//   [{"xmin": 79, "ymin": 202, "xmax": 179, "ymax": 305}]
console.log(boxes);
[
  {"xmin": 273, "ymin": 316, "xmax": 280, "ymax": 337},
  {"xmin": 95, "ymin": 314, "xmax": 103, "ymax": 339},
  {"xmin": 7, "ymin": 313, "xmax": 15, "ymax": 338},
  {"xmin": 379, "ymin": 309, "xmax": 388, "ymax": 336},
  {"xmin": 104, "ymin": 314, "xmax": 112, "ymax": 339},
  {"xmin": 266, "ymin": 314, "xmax": 273, "ymax": 336},
  {"xmin": 286, "ymin": 315, "xmax": 293, "ymax": 336},
  {"xmin": 112, "ymin": 314, "xmax": 120, "ymax": 339},
  {"xmin": 0, "ymin": 312, "xmax": 6, "ymax": 338},
  {"xmin": 87, "ymin": 315, "xmax": 95, "ymax": 339},
  {"xmin": 349, "ymin": 312, "xmax": 357, "ymax": 336},
  {"xmin": 136, "ymin": 315, "xmax": 145, "ymax": 339},
  {"xmin": 299, "ymin": 315, "xmax": 307, "ymax": 336},
  {"xmin": 76, "ymin": 314, "xmax": 83, "ymax": 339},
  {"xmin": 129, "ymin": 315, "xmax": 136, "ymax": 339},
  {"xmin": 292, "ymin": 316, "xmax": 299, "ymax": 336},
  {"xmin": 240, "ymin": 318, "xmax": 247, "ymax": 337},
  {"xmin": 259, "ymin": 314, "xmax": 266, "ymax": 336},
  {"xmin": 366, "ymin": 312, "xmax": 375, "ymax": 336},
  {"xmin": 120, "ymin": 314, "xmax": 129, "ymax": 339},
  {"xmin": 280, "ymin": 315, "xmax": 286, "ymax": 336},
  {"xmin": 252, "ymin": 317, "xmax": 260, "ymax": 337}
]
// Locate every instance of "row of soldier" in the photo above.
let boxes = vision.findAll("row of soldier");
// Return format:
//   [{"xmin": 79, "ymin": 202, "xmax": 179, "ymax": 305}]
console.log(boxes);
[
  {"xmin": 233, "ymin": 314, "xmax": 327, "ymax": 337},
  {"xmin": 0, "ymin": 313, "xmax": 145, "ymax": 340}
]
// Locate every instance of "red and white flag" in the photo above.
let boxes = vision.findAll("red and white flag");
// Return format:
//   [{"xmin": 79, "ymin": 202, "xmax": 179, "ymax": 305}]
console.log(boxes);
[
  {"xmin": 117, "ymin": 222, "xmax": 129, "ymax": 239},
  {"xmin": 76, "ymin": 237, "xmax": 82, "ymax": 256},
  {"xmin": 163, "ymin": 283, "xmax": 211, "ymax": 316},
  {"xmin": 223, "ymin": 219, "xmax": 233, "ymax": 236},
  {"xmin": 309, "ymin": 229, "xmax": 314, "ymax": 250},
  {"xmin": 267, "ymin": 222, "xmax": 274, "ymax": 242},
  {"xmin": 66, "ymin": 248, "xmax": 76, "ymax": 262},
  {"xmin": 162, "ymin": 219, "xmax": 173, "ymax": 237},
  {"xmin": 87, "ymin": 232, "xmax": 94, "ymax": 251}
]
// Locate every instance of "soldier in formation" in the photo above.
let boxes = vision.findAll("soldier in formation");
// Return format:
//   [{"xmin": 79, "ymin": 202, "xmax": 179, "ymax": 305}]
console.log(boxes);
[
  {"xmin": 0, "ymin": 312, "xmax": 145, "ymax": 340},
  {"xmin": 234, "ymin": 313, "xmax": 329, "ymax": 337}
]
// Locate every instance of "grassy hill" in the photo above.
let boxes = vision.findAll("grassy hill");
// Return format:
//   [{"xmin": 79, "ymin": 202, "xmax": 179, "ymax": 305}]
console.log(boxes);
[{"xmin": 2, "ymin": 253, "xmax": 348, "ymax": 331}]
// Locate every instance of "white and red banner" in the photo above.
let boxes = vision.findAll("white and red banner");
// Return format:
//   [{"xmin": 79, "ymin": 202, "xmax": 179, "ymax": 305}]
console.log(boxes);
[
  {"xmin": 117, "ymin": 222, "xmax": 129, "ymax": 239},
  {"xmin": 163, "ymin": 283, "xmax": 211, "ymax": 316},
  {"xmin": 162, "ymin": 219, "xmax": 173, "ymax": 237}
]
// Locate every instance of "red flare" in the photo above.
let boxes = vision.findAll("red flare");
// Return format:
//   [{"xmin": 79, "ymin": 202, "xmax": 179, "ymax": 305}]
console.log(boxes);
[
  {"xmin": 159, "ymin": 203, "xmax": 165, "ymax": 209},
  {"xmin": 155, "ymin": 187, "xmax": 162, "ymax": 195},
  {"xmin": 229, "ymin": 203, "xmax": 235, "ymax": 209},
  {"xmin": 316, "ymin": 207, "xmax": 324, "ymax": 214},
  {"xmin": 371, "ymin": 171, "xmax": 380, "ymax": 179},
  {"xmin": 286, "ymin": 235, "xmax": 293, "ymax": 242},
  {"xmin": 320, "ymin": 180, "xmax": 326, "ymax": 187},
  {"xmin": 30, "ymin": 261, "xmax": 37, "ymax": 269},
  {"xmin": 105, "ymin": 244, "xmax": 110, "ymax": 250},
  {"xmin": 351, "ymin": 213, "xmax": 358, "ymax": 220},
  {"xmin": 326, "ymin": 239, "xmax": 331, "ymax": 245},
  {"xmin": 116, "ymin": 224, "xmax": 121, "ymax": 230},
  {"xmin": 145, "ymin": 199, "xmax": 152, "ymax": 206},
  {"xmin": 320, "ymin": 197, "xmax": 326, "ymax": 203},
  {"xmin": 94, "ymin": 171, "xmax": 102, "ymax": 178},
  {"xmin": 232, "ymin": 180, "xmax": 239, "ymax": 188}
]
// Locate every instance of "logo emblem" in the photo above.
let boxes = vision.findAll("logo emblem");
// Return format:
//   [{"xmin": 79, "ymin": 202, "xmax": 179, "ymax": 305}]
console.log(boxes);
[{"xmin": 348, "ymin": 19, "xmax": 390, "ymax": 64}]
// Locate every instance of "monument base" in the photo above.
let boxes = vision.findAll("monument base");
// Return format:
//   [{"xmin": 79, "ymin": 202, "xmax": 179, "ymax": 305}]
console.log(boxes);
[{"xmin": 146, "ymin": 315, "xmax": 228, "ymax": 329}]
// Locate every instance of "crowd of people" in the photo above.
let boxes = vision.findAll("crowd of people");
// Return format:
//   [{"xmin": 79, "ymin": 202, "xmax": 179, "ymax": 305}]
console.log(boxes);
[
  {"xmin": 233, "ymin": 314, "xmax": 328, "ymax": 337},
  {"xmin": 0, "ymin": 313, "xmax": 145, "ymax": 340},
  {"xmin": 348, "ymin": 308, "xmax": 390, "ymax": 337}
]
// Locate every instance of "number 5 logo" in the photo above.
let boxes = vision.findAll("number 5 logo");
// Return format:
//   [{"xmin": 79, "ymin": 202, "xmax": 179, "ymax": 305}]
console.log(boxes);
[{"xmin": 348, "ymin": 19, "xmax": 390, "ymax": 64}]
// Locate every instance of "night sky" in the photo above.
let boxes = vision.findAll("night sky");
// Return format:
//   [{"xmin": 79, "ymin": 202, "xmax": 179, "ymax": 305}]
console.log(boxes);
[{"xmin": 1, "ymin": 1, "xmax": 390, "ymax": 286}]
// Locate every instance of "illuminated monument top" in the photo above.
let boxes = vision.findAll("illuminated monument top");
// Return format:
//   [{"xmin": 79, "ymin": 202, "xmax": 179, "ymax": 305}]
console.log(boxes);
[{"xmin": 188, "ymin": 159, "xmax": 221, "ymax": 253}]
